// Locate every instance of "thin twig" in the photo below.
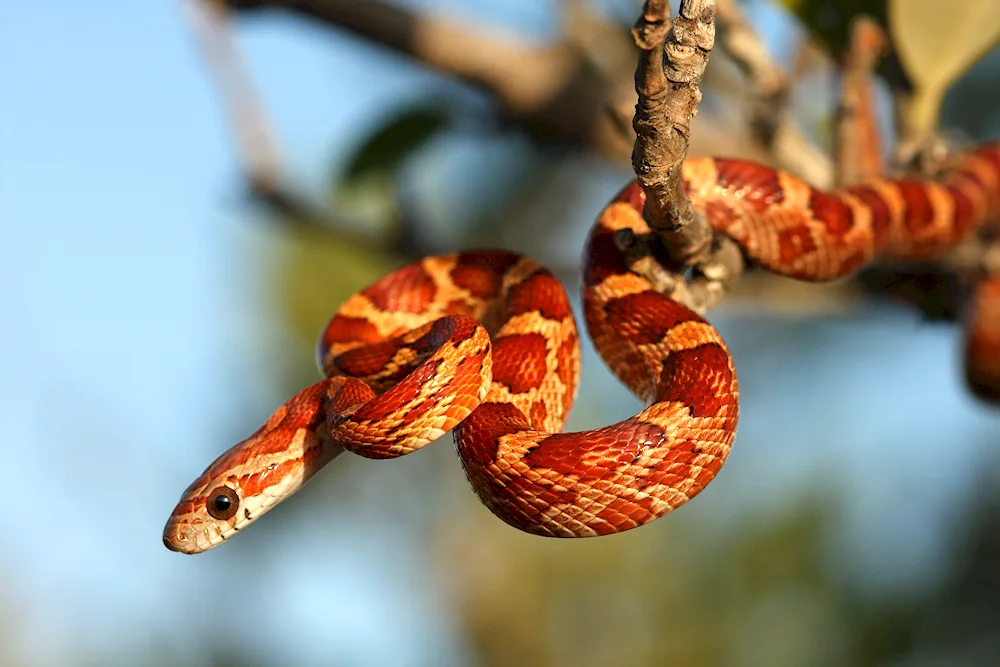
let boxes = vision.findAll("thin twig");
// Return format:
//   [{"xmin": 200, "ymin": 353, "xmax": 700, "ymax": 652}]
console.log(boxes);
[
  {"xmin": 714, "ymin": 0, "xmax": 832, "ymax": 187},
  {"xmin": 685, "ymin": 235, "xmax": 744, "ymax": 311},
  {"xmin": 631, "ymin": 0, "xmax": 715, "ymax": 265},
  {"xmin": 615, "ymin": 227, "xmax": 744, "ymax": 313},
  {"xmin": 186, "ymin": 0, "xmax": 409, "ymax": 254},
  {"xmin": 186, "ymin": 0, "xmax": 284, "ymax": 194},
  {"xmin": 833, "ymin": 16, "xmax": 886, "ymax": 186}
]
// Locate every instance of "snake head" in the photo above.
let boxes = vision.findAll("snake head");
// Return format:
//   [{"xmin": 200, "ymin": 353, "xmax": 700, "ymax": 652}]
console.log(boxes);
[
  {"xmin": 162, "ymin": 464, "xmax": 252, "ymax": 554},
  {"xmin": 163, "ymin": 382, "xmax": 341, "ymax": 554}
]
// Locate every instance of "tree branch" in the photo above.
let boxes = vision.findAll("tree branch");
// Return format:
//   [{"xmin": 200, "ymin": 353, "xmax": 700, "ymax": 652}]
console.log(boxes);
[
  {"xmin": 224, "ymin": 0, "xmax": 629, "ymax": 158},
  {"xmin": 833, "ymin": 15, "xmax": 886, "ymax": 186},
  {"xmin": 626, "ymin": 0, "xmax": 743, "ymax": 313},
  {"xmin": 631, "ymin": 0, "xmax": 715, "ymax": 265}
]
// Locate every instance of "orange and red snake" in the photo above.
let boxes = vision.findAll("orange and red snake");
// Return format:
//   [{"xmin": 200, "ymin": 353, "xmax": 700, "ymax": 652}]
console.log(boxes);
[{"xmin": 164, "ymin": 144, "xmax": 1000, "ymax": 554}]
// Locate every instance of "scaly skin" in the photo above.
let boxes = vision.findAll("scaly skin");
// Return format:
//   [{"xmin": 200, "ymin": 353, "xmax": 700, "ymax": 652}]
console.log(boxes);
[{"xmin": 164, "ymin": 144, "xmax": 1000, "ymax": 553}]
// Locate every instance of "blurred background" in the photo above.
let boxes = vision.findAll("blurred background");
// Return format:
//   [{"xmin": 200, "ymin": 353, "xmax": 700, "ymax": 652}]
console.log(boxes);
[{"xmin": 1, "ymin": 1, "xmax": 999, "ymax": 666}]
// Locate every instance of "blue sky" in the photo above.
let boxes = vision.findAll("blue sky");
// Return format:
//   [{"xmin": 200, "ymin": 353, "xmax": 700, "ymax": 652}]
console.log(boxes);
[
  {"xmin": 0, "ymin": 2, "xmax": 560, "ymax": 664},
  {"xmin": 0, "ymin": 1, "xmax": 449, "ymax": 664},
  {"xmin": 2, "ymin": 2, "xmax": 998, "ymax": 666}
]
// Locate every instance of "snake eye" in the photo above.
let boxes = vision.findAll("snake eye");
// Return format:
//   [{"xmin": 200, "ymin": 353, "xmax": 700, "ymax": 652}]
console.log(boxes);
[{"xmin": 206, "ymin": 486, "xmax": 240, "ymax": 520}]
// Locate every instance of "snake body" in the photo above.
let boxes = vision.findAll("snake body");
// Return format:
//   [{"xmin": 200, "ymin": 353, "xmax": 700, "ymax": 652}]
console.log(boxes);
[
  {"xmin": 164, "ymin": 144, "xmax": 1000, "ymax": 554},
  {"xmin": 967, "ymin": 274, "xmax": 1000, "ymax": 402}
]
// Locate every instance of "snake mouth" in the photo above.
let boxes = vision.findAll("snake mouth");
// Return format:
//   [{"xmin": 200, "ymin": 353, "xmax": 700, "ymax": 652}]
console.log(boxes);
[
  {"xmin": 162, "ymin": 512, "xmax": 223, "ymax": 555},
  {"xmin": 162, "ymin": 519, "xmax": 197, "ymax": 554},
  {"xmin": 162, "ymin": 533, "xmax": 183, "ymax": 553}
]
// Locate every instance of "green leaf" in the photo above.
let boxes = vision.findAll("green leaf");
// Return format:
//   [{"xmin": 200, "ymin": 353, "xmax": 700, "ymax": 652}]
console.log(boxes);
[
  {"xmin": 889, "ymin": 0, "xmax": 1000, "ymax": 135},
  {"xmin": 339, "ymin": 104, "xmax": 451, "ymax": 185}
]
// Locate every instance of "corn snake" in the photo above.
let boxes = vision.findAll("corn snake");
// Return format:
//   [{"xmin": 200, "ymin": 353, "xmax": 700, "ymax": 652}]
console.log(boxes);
[{"xmin": 164, "ymin": 143, "xmax": 1000, "ymax": 554}]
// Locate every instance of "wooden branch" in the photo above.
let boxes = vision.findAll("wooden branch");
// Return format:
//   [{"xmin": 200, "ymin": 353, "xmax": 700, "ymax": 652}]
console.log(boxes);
[
  {"xmin": 223, "ymin": 0, "xmax": 628, "ymax": 158},
  {"xmin": 626, "ymin": 0, "xmax": 744, "ymax": 312},
  {"xmin": 631, "ymin": 0, "xmax": 715, "ymax": 265},
  {"xmin": 834, "ymin": 16, "xmax": 886, "ymax": 186}
]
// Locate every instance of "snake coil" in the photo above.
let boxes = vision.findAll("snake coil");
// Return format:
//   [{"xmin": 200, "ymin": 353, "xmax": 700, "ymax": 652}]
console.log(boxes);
[{"xmin": 165, "ymin": 145, "xmax": 1000, "ymax": 554}]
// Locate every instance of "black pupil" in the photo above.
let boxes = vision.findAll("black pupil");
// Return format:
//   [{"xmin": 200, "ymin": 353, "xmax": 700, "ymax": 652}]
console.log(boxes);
[{"xmin": 213, "ymin": 495, "xmax": 232, "ymax": 512}]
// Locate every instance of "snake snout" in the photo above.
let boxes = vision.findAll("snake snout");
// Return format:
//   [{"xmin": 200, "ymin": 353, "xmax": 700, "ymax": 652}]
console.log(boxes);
[
  {"xmin": 162, "ymin": 509, "xmax": 216, "ymax": 555},
  {"xmin": 161, "ymin": 516, "xmax": 194, "ymax": 554}
]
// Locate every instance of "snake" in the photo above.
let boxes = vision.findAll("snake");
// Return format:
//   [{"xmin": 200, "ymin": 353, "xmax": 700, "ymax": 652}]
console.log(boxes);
[{"xmin": 164, "ymin": 143, "xmax": 1000, "ymax": 554}]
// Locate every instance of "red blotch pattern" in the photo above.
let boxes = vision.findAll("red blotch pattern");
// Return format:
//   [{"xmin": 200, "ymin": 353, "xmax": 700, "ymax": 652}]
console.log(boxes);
[
  {"xmin": 584, "ymin": 228, "xmax": 631, "ymax": 287},
  {"xmin": 777, "ymin": 226, "xmax": 818, "ymax": 264},
  {"xmin": 364, "ymin": 263, "xmax": 436, "ymax": 313},
  {"xmin": 847, "ymin": 185, "xmax": 893, "ymax": 245},
  {"xmin": 657, "ymin": 343, "xmax": 735, "ymax": 418},
  {"xmin": 702, "ymin": 200, "xmax": 740, "ymax": 233},
  {"xmin": 714, "ymin": 158, "xmax": 785, "ymax": 212},
  {"xmin": 529, "ymin": 400, "xmax": 549, "ymax": 431},
  {"xmin": 808, "ymin": 189, "xmax": 854, "ymax": 236},
  {"xmin": 325, "ymin": 377, "xmax": 377, "ymax": 426},
  {"xmin": 450, "ymin": 265, "xmax": 502, "ymax": 300},
  {"xmin": 491, "ymin": 333, "xmax": 549, "ymax": 393},
  {"xmin": 897, "ymin": 181, "xmax": 935, "ymax": 234},
  {"xmin": 507, "ymin": 271, "xmax": 573, "ymax": 321},
  {"xmin": 947, "ymin": 186, "xmax": 975, "ymax": 238},
  {"xmin": 451, "ymin": 251, "xmax": 521, "ymax": 299},
  {"xmin": 604, "ymin": 291, "xmax": 702, "ymax": 346},
  {"xmin": 332, "ymin": 317, "xmax": 477, "ymax": 387},
  {"xmin": 332, "ymin": 340, "xmax": 404, "ymax": 380},
  {"xmin": 321, "ymin": 315, "xmax": 380, "ymax": 349},
  {"xmin": 522, "ymin": 420, "xmax": 666, "ymax": 475},
  {"xmin": 455, "ymin": 402, "xmax": 530, "ymax": 468}
]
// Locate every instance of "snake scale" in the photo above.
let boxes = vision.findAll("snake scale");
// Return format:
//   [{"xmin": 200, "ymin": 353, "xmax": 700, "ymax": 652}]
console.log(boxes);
[{"xmin": 164, "ymin": 144, "xmax": 1000, "ymax": 554}]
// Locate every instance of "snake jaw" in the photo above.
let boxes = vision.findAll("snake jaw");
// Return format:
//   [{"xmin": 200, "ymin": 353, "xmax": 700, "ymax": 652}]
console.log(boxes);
[{"xmin": 162, "ymin": 515, "xmax": 227, "ymax": 554}]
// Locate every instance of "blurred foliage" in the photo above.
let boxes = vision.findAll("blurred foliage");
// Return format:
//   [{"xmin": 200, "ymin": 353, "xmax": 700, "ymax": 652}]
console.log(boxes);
[
  {"xmin": 889, "ymin": 0, "xmax": 1000, "ymax": 92},
  {"xmin": 888, "ymin": 0, "xmax": 1000, "ymax": 137},
  {"xmin": 778, "ymin": 0, "xmax": 886, "ymax": 55},
  {"xmin": 777, "ymin": 0, "xmax": 1000, "ymax": 141},
  {"xmin": 436, "ymin": 484, "xmax": 1000, "ymax": 667},
  {"xmin": 941, "ymin": 45, "xmax": 1000, "ymax": 140},
  {"xmin": 437, "ymin": 498, "xmax": 844, "ymax": 667},
  {"xmin": 277, "ymin": 224, "xmax": 397, "ymax": 356},
  {"xmin": 338, "ymin": 103, "xmax": 452, "ymax": 187}
]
